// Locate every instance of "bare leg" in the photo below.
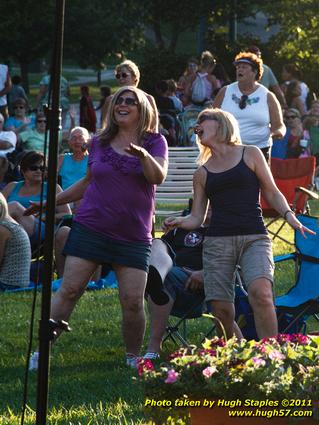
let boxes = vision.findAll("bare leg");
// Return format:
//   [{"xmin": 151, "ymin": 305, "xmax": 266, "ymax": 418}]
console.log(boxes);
[
  {"xmin": 114, "ymin": 264, "xmax": 147, "ymax": 356},
  {"xmin": 248, "ymin": 278, "xmax": 278, "ymax": 339},
  {"xmin": 54, "ymin": 226, "xmax": 70, "ymax": 278},
  {"xmin": 8, "ymin": 201, "xmax": 36, "ymax": 236},
  {"xmin": 210, "ymin": 300, "xmax": 243, "ymax": 339},
  {"xmin": 147, "ymin": 295, "xmax": 174, "ymax": 353},
  {"xmin": 51, "ymin": 255, "xmax": 98, "ymax": 338}
]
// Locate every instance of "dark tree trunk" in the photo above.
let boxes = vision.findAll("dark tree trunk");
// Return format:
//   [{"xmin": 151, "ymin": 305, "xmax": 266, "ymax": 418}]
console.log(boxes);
[
  {"xmin": 20, "ymin": 62, "xmax": 30, "ymax": 94},
  {"xmin": 169, "ymin": 23, "xmax": 180, "ymax": 53},
  {"xmin": 152, "ymin": 21, "xmax": 165, "ymax": 49}
]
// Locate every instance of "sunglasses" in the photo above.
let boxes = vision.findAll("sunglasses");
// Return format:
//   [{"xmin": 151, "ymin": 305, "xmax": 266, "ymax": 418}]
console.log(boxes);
[
  {"xmin": 115, "ymin": 96, "xmax": 138, "ymax": 106},
  {"xmin": 239, "ymin": 94, "xmax": 248, "ymax": 110},
  {"xmin": 14, "ymin": 105, "xmax": 25, "ymax": 110},
  {"xmin": 28, "ymin": 165, "xmax": 46, "ymax": 172},
  {"xmin": 37, "ymin": 119, "xmax": 47, "ymax": 123},
  {"xmin": 197, "ymin": 114, "xmax": 218, "ymax": 125},
  {"xmin": 285, "ymin": 115, "xmax": 297, "ymax": 119},
  {"xmin": 115, "ymin": 72, "xmax": 130, "ymax": 79}
]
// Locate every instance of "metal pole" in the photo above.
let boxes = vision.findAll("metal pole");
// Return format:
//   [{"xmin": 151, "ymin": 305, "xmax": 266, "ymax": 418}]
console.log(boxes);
[{"xmin": 36, "ymin": 1, "xmax": 65, "ymax": 423}]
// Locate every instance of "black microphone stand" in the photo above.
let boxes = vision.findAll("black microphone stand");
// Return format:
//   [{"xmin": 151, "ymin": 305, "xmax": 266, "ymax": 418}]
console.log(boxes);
[{"xmin": 36, "ymin": 1, "xmax": 68, "ymax": 423}]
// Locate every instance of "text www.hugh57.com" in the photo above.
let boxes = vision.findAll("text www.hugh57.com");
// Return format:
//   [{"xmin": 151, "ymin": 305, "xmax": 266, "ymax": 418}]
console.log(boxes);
[{"xmin": 229, "ymin": 409, "xmax": 313, "ymax": 419}]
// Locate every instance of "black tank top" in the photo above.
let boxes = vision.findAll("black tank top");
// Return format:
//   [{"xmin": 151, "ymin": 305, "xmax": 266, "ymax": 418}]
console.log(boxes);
[{"xmin": 204, "ymin": 148, "xmax": 267, "ymax": 236}]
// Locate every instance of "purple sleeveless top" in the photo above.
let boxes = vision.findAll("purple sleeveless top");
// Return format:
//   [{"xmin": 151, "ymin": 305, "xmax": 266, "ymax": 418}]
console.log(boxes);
[{"xmin": 74, "ymin": 133, "xmax": 168, "ymax": 243}]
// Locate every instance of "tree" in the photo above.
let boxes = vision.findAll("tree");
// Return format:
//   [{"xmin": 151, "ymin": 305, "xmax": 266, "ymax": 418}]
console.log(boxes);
[
  {"xmin": 64, "ymin": 0, "xmax": 146, "ymax": 83},
  {"xmin": 0, "ymin": 0, "xmax": 55, "ymax": 92}
]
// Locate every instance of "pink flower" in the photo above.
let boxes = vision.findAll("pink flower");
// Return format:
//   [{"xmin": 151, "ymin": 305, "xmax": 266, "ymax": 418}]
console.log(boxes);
[
  {"xmin": 202, "ymin": 366, "xmax": 217, "ymax": 378},
  {"xmin": 165, "ymin": 369, "xmax": 179, "ymax": 384},
  {"xmin": 137, "ymin": 359, "xmax": 154, "ymax": 376},
  {"xmin": 269, "ymin": 350, "xmax": 285, "ymax": 361},
  {"xmin": 252, "ymin": 357, "xmax": 266, "ymax": 367}
]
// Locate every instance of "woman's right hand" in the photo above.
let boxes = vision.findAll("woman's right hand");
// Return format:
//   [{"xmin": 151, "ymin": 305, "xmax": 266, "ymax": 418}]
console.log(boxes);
[
  {"xmin": 162, "ymin": 216, "xmax": 184, "ymax": 233},
  {"xmin": 23, "ymin": 201, "xmax": 44, "ymax": 216}
]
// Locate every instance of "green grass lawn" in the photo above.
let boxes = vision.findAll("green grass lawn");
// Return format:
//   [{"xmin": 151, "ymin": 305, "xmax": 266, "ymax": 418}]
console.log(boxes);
[{"xmin": 1, "ymin": 200, "xmax": 318, "ymax": 424}]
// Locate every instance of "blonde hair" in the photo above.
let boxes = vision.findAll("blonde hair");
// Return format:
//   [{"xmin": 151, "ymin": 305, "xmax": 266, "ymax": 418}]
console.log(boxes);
[
  {"xmin": 196, "ymin": 108, "xmax": 242, "ymax": 165},
  {"xmin": 99, "ymin": 86, "xmax": 154, "ymax": 146},
  {"xmin": 0, "ymin": 192, "xmax": 9, "ymax": 220},
  {"xmin": 116, "ymin": 60, "xmax": 140, "ymax": 86}
]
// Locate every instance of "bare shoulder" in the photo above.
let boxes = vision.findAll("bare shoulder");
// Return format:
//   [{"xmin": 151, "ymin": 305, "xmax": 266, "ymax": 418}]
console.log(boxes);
[
  {"xmin": 193, "ymin": 166, "xmax": 207, "ymax": 184},
  {"xmin": 1, "ymin": 181, "xmax": 17, "ymax": 198},
  {"xmin": 213, "ymin": 86, "xmax": 227, "ymax": 108},
  {"xmin": 243, "ymin": 145, "xmax": 266, "ymax": 170}
]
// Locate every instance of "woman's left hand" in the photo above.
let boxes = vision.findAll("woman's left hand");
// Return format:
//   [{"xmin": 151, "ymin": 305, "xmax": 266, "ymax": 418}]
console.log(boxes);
[
  {"xmin": 287, "ymin": 212, "xmax": 316, "ymax": 238},
  {"xmin": 124, "ymin": 143, "xmax": 148, "ymax": 159}
]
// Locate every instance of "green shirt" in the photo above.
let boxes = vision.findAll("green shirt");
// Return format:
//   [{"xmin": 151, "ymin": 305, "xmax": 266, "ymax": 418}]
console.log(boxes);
[{"xmin": 20, "ymin": 129, "xmax": 62, "ymax": 152}]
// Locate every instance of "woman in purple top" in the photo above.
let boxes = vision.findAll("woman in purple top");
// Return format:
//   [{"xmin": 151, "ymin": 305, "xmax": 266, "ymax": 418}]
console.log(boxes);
[{"xmin": 25, "ymin": 86, "xmax": 168, "ymax": 367}]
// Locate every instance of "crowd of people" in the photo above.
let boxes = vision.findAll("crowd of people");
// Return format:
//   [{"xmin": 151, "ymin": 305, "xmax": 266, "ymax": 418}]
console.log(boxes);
[{"xmin": 0, "ymin": 48, "xmax": 318, "ymax": 368}]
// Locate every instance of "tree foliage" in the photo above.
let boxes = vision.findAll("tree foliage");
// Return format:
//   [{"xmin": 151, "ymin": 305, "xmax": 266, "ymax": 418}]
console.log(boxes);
[
  {"xmin": 64, "ymin": 0, "xmax": 146, "ymax": 71},
  {"xmin": 0, "ymin": 0, "xmax": 55, "ymax": 90}
]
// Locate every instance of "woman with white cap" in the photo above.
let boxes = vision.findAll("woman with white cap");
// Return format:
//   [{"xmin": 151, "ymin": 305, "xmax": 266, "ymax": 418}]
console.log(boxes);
[{"xmin": 213, "ymin": 52, "xmax": 285, "ymax": 163}]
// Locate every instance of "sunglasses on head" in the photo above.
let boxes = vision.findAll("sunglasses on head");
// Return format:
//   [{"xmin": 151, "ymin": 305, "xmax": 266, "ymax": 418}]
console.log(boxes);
[
  {"xmin": 28, "ymin": 165, "xmax": 45, "ymax": 172},
  {"xmin": 115, "ymin": 96, "xmax": 138, "ymax": 106},
  {"xmin": 115, "ymin": 72, "xmax": 130, "ymax": 79},
  {"xmin": 239, "ymin": 94, "xmax": 248, "ymax": 110},
  {"xmin": 14, "ymin": 105, "xmax": 25, "ymax": 110}
]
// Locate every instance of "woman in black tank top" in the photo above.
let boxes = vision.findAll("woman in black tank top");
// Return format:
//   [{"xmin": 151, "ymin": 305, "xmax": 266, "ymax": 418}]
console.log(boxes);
[{"xmin": 163, "ymin": 108, "xmax": 314, "ymax": 341}]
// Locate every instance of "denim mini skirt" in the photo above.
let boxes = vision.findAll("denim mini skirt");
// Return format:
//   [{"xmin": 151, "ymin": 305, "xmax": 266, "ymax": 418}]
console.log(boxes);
[{"xmin": 63, "ymin": 221, "xmax": 151, "ymax": 272}]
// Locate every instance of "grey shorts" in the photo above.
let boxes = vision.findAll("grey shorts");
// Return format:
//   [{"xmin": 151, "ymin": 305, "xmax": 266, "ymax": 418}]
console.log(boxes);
[{"xmin": 203, "ymin": 234, "xmax": 274, "ymax": 303}]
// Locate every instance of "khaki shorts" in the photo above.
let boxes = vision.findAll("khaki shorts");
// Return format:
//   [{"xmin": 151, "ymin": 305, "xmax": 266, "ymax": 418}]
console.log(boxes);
[{"xmin": 203, "ymin": 234, "xmax": 274, "ymax": 303}]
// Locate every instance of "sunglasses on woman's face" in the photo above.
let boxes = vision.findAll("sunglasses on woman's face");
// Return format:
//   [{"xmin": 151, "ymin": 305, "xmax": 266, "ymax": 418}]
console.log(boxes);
[
  {"xmin": 285, "ymin": 115, "xmax": 297, "ymax": 120},
  {"xmin": 197, "ymin": 114, "xmax": 218, "ymax": 125},
  {"xmin": 239, "ymin": 94, "xmax": 248, "ymax": 110},
  {"xmin": 115, "ymin": 72, "xmax": 130, "ymax": 79},
  {"xmin": 37, "ymin": 119, "xmax": 46, "ymax": 123},
  {"xmin": 115, "ymin": 96, "xmax": 138, "ymax": 106},
  {"xmin": 28, "ymin": 165, "xmax": 45, "ymax": 172},
  {"xmin": 14, "ymin": 105, "xmax": 25, "ymax": 110}
]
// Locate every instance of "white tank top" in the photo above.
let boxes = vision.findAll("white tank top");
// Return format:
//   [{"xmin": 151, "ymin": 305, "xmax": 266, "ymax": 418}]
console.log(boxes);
[
  {"xmin": 221, "ymin": 82, "xmax": 271, "ymax": 148},
  {"xmin": 0, "ymin": 64, "xmax": 8, "ymax": 107}
]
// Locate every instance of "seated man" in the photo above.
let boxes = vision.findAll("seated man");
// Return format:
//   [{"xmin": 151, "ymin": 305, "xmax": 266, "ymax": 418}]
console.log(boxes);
[{"xmin": 144, "ymin": 222, "xmax": 207, "ymax": 359}]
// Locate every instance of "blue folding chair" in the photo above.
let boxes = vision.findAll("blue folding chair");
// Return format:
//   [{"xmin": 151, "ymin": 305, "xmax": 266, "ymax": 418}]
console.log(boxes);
[{"xmin": 275, "ymin": 214, "xmax": 319, "ymax": 333}]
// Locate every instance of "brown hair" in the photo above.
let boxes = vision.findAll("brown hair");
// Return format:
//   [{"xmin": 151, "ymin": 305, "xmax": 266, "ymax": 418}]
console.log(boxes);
[
  {"xmin": 20, "ymin": 151, "xmax": 45, "ymax": 172},
  {"xmin": 234, "ymin": 52, "xmax": 263, "ymax": 81},
  {"xmin": 98, "ymin": 86, "xmax": 154, "ymax": 146}
]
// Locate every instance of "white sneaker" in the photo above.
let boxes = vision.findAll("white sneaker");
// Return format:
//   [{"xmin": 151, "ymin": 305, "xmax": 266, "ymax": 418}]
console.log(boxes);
[
  {"xmin": 29, "ymin": 351, "xmax": 39, "ymax": 371},
  {"xmin": 126, "ymin": 354, "xmax": 141, "ymax": 369}
]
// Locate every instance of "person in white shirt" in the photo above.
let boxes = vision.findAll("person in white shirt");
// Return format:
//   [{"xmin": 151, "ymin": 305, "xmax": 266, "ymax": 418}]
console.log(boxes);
[
  {"xmin": 0, "ymin": 113, "xmax": 16, "ymax": 157},
  {"xmin": 213, "ymin": 52, "xmax": 285, "ymax": 164},
  {"xmin": 0, "ymin": 64, "xmax": 12, "ymax": 120}
]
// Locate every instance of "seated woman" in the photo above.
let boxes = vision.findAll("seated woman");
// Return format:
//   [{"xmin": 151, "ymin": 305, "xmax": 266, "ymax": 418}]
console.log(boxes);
[
  {"xmin": 4, "ymin": 98, "xmax": 35, "ymax": 135},
  {"xmin": 58, "ymin": 126, "xmax": 90, "ymax": 212},
  {"xmin": 0, "ymin": 192, "xmax": 31, "ymax": 291},
  {"xmin": 1, "ymin": 151, "xmax": 71, "ymax": 276}
]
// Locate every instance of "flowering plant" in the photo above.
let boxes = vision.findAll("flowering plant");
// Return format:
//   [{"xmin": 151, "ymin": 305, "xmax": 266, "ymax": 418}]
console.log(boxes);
[{"xmin": 139, "ymin": 333, "xmax": 319, "ymax": 401}]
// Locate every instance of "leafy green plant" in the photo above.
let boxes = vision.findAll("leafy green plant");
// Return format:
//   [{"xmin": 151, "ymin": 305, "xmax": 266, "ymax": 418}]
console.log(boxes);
[{"xmin": 139, "ymin": 332, "xmax": 319, "ymax": 401}]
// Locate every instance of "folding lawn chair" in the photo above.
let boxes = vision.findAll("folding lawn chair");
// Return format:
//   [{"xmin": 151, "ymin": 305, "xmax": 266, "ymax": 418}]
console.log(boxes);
[
  {"xmin": 275, "ymin": 214, "xmax": 319, "ymax": 334},
  {"xmin": 261, "ymin": 156, "xmax": 318, "ymax": 245},
  {"xmin": 163, "ymin": 292, "xmax": 215, "ymax": 348}
]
